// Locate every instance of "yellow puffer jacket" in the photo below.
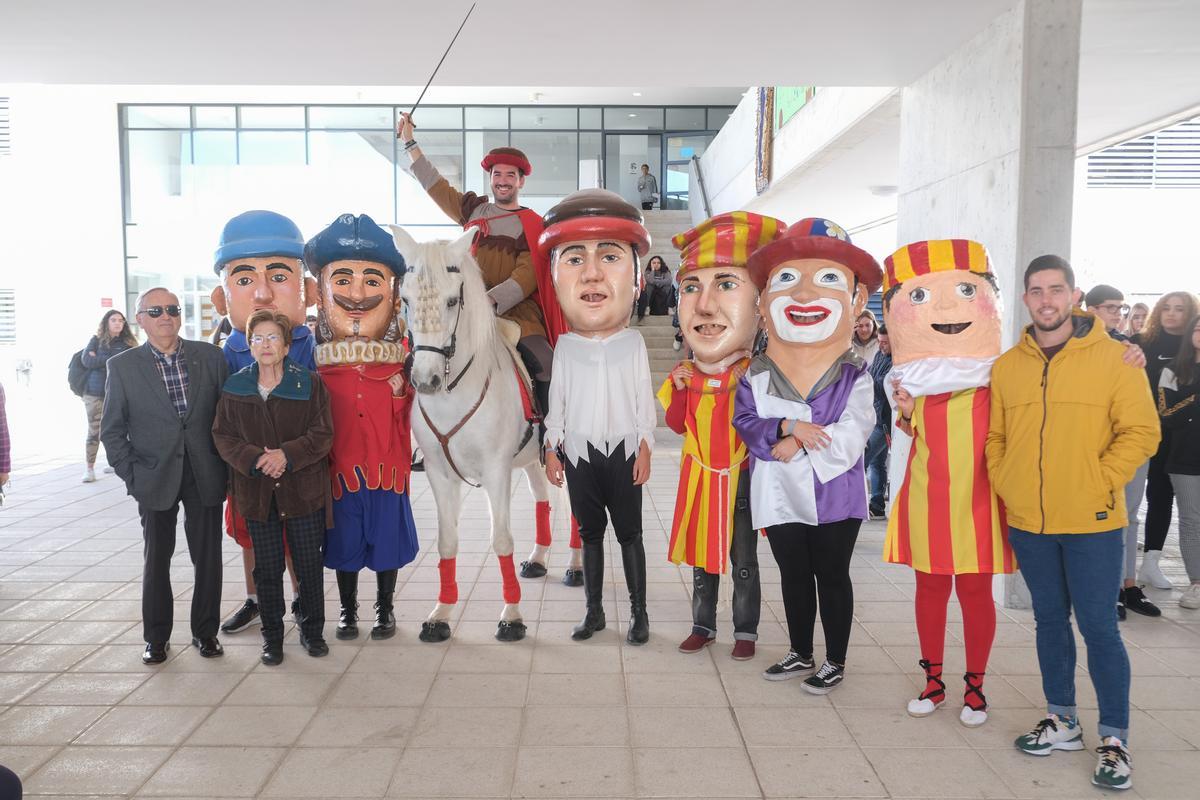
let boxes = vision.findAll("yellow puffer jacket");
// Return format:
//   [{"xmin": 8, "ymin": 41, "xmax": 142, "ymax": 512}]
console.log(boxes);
[{"xmin": 986, "ymin": 313, "xmax": 1160, "ymax": 534}]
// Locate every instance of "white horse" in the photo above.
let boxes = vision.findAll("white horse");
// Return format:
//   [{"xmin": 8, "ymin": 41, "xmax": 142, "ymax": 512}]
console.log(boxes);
[{"xmin": 390, "ymin": 225, "xmax": 579, "ymax": 642}]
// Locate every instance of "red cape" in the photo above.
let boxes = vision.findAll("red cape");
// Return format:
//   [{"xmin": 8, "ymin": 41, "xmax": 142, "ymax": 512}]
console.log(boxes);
[{"xmin": 515, "ymin": 208, "xmax": 569, "ymax": 347}]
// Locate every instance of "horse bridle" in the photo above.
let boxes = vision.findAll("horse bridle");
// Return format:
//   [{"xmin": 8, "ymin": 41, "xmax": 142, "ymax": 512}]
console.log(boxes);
[{"xmin": 410, "ymin": 266, "xmax": 475, "ymax": 393}]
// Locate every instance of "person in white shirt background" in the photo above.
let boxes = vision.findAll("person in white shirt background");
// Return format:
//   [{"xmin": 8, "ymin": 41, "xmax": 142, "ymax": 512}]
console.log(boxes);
[{"xmin": 539, "ymin": 188, "xmax": 657, "ymax": 646}]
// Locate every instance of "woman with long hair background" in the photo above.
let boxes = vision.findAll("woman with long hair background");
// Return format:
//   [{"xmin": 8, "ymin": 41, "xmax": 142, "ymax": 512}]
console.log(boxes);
[
  {"xmin": 80, "ymin": 309, "xmax": 138, "ymax": 482},
  {"xmin": 1157, "ymin": 313, "xmax": 1200, "ymax": 608}
]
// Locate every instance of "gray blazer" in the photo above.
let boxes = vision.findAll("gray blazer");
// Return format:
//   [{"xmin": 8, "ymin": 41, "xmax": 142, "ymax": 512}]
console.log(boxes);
[{"xmin": 100, "ymin": 340, "xmax": 229, "ymax": 511}]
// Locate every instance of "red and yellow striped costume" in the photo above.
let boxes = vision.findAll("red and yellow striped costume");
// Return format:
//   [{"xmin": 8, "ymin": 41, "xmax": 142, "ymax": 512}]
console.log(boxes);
[
  {"xmin": 884, "ymin": 387, "xmax": 1014, "ymax": 575},
  {"xmin": 658, "ymin": 360, "xmax": 749, "ymax": 575}
]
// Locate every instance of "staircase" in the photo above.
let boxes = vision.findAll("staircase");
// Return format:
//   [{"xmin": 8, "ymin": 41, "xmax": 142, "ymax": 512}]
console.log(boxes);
[
  {"xmin": 637, "ymin": 209, "xmax": 693, "ymax": 431},
  {"xmin": 641, "ymin": 209, "xmax": 693, "ymax": 269}
]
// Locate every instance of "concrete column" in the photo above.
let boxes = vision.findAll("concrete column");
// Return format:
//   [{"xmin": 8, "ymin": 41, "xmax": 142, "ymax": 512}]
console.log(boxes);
[{"xmin": 895, "ymin": 0, "xmax": 1082, "ymax": 608}]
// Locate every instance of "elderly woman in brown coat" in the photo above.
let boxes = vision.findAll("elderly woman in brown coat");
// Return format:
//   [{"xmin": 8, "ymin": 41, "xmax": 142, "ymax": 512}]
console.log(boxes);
[{"xmin": 213, "ymin": 310, "xmax": 333, "ymax": 665}]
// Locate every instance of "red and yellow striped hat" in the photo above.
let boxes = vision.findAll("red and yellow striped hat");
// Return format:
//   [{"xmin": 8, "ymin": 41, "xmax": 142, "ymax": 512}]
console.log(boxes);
[
  {"xmin": 883, "ymin": 239, "xmax": 992, "ymax": 293},
  {"xmin": 672, "ymin": 211, "xmax": 787, "ymax": 274}
]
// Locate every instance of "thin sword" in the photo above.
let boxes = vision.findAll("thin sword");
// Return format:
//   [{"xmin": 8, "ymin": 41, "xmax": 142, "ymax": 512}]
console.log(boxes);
[{"xmin": 410, "ymin": 2, "xmax": 477, "ymax": 117}]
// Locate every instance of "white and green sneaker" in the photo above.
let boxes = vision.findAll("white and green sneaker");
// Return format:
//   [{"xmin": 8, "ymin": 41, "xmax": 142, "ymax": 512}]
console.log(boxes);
[
  {"xmin": 1093, "ymin": 737, "xmax": 1132, "ymax": 791},
  {"xmin": 1014, "ymin": 714, "xmax": 1085, "ymax": 756}
]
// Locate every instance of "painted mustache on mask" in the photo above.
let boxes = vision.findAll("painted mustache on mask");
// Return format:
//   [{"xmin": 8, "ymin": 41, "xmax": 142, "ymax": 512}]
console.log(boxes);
[{"xmin": 333, "ymin": 294, "xmax": 384, "ymax": 313}]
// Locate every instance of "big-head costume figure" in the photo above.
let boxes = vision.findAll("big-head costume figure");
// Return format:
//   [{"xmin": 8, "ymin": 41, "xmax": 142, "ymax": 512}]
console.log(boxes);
[
  {"xmin": 660, "ymin": 212, "xmax": 786, "ymax": 661},
  {"xmin": 732, "ymin": 218, "xmax": 880, "ymax": 695},
  {"xmin": 305, "ymin": 213, "xmax": 419, "ymax": 642},
  {"xmin": 539, "ymin": 188, "xmax": 657, "ymax": 646},
  {"xmin": 881, "ymin": 239, "xmax": 1013, "ymax": 727},
  {"xmin": 212, "ymin": 210, "xmax": 317, "ymax": 636}
]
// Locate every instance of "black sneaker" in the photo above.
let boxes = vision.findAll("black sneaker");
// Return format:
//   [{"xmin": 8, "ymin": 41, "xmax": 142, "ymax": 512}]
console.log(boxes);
[
  {"xmin": 762, "ymin": 650, "xmax": 814, "ymax": 681},
  {"xmin": 1120, "ymin": 586, "xmax": 1161, "ymax": 618},
  {"xmin": 801, "ymin": 660, "xmax": 845, "ymax": 695},
  {"xmin": 220, "ymin": 598, "xmax": 261, "ymax": 634}
]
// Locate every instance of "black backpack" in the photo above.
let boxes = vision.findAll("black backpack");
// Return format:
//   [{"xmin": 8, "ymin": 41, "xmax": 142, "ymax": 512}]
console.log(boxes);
[{"xmin": 68, "ymin": 350, "xmax": 89, "ymax": 397}]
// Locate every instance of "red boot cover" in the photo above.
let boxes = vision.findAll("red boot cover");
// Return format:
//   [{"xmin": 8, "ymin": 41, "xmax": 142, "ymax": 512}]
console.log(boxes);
[
  {"xmin": 536, "ymin": 501, "xmax": 553, "ymax": 547},
  {"xmin": 498, "ymin": 554, "xmax": 521, "ymax": 604},
  {"xmin": 438, "ymin": 558, "xmax": 458, "ymax": 605}
]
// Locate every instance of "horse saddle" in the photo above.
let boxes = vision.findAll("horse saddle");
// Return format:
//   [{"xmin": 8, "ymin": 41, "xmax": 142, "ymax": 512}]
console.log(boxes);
[{"xmin": 495, "ymin": 318, "xmax": 539, "ymax": 425}]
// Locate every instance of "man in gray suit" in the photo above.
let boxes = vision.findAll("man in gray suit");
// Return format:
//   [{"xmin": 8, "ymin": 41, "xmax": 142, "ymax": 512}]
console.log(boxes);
[{"xmin": 101, "ymin": 287, "xmax": 229, "ymax": 665}]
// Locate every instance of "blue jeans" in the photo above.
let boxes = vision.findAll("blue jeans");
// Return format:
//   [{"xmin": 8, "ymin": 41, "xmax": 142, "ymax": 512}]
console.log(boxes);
[
  {"xmin": 1009, "ymin": 528, "xmax": 1130, "ymax": 742},
  {"xmin": 865, "ymin": 426, "xmax": 889, "ymax": 510}
]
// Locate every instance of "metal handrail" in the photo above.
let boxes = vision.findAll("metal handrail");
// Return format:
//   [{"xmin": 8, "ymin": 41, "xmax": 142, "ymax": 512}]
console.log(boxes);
[{"xmin": 691, "ymin": 154, "xmax": 712, "ymax": 218}]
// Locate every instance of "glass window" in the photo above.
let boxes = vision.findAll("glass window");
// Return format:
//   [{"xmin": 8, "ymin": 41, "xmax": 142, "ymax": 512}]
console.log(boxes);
[
  {"xmin": 465, "ymin": 130, "xmax": 509, "ymax": 195},
  {"xmin": 667, "ymin": 134, "xmax": 714, "ymax": 162},
  {"xmin": 238, "ymin": 131, "xmax": 306, "ymax": 165},
  {"xmin": 510, "ymin": 107, "xmax": 576, "ymax": 129},
  {"xmin": 579, "ymin": 108, "xmax": 602, "ymax": 129},
  {"xmin": 511, "ymin": 132, "xmax": 578, "ymax": 201},
  {"xmin": 239, "ymin": 106, "xmax": 305, "ymax": 129},
  {"xmin": 125, "ymin": 106, "xmax": 190, "ymax": 128},
  {"xmin": 465, "ymin": 106, "xmax": 508, "ymax": 129},
  {"xmin": 603, "ymin": 107, "xmax": 664, "ymax": 131},
  {"xmin": 309, "ymin": 106, "xmax": 393, "ymax": 129},
  {"xmin": 193, "ymin": 106, "xmax": 236, "ymax": 128},
  {"xmin": 707, "ymin": 107, "xmax": 735, "ymax": 129},
  {"xmin": 407, "ymin": 106, "xmax": 462, "ymax": 129},
  {"xmin": 579, "ymin": 132, "xmax": 602, "ymax": 189},
  {"xmin": 306, "ymin": 132, "xmax": 396, "ymax": 226},
  {"xmin": 397, "ymin": 131, "xmax": 466, "ymax": 226},
  {"xmin": 666, "ymin": 108, "xmax": 706, "ymax": 131},
  {"xmin": 125, "ymin": 130, "xmax": 188, "ymax": 221},
  {"xmin": 192, "ymin": 131, "xmax": 237, "ymax": 165}
]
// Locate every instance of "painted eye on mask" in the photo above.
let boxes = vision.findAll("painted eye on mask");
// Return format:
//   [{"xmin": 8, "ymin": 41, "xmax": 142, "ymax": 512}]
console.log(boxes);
[
  {"xmin": 768, "ymin": 268, "xmax": 800, "ymax": 291},
  {"xmin": 956, "ymin": 282, "xmax": 977, "ymax": 299},
  {"xmin": 814, "ymin": 268, "xmax": 848, "ymax": 291},
  {"xmin": 909, "ymin": 287, "xmax": 930, "ymax": 305}
]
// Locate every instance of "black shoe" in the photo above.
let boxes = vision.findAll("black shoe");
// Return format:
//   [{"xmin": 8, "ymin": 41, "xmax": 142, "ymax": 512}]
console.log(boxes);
[
  {"xmin": 801, "ymin": 659, "xmax": 845, "ymax": 695},
  {"xmin": 572, "ymin": 540, "xmax": 606, "ymax": 641},
  {"xmin": 142, "ymin": 642, "xmax": 169, "ymax": 665},
  {"xmin": 1117, "ymin": 602, "xmax": 1127, "ymax": 621},
  {"xmin": 191, "ymin": 636, "xmax": 224, "ymax": 658},
  {"xmin": 762, "ymin": 650, "xmax": 815, "ymax": 681},
  {"xmin": 572, "ymin": 606, "xmax": 607, "ymax": 640},
  {"xmin": 371, "ymin": 569, "xmax": 397, "ymax": 640},
  {"xmin": 299, "ymin": 630, "xmax": 329, "ymax": 657},
  {"xmin": 411, "ymin": 454, "xmax": 425, "ymax": 472},
  {"xmin": 562, "ymin": 567, "xmax": 583, "ymax": 587},
  {"xmin": 220, "ymin": 598, "xmax": 261, "ymax": 634},
  {"xmin": 519, "ymin": 560, "xmax": 548, "ymax": 579},
  {"xmin": 621, "ymin": 538, "xmax": 649, "ymax": 646},
  {"xmin": 291, "ymin": 597, "xmax": 302, "ymax": 626},
  {"xmin": 336, "ymin": 570, "xmax": 359, "ymax": 640},
  {"xmin": 1121, "ymin": 586, "xmax": 1161, "ymax": 618},
  {"xmin": 869, "ymin": 504, "xmax": 886, "ymax": 520},
  {"xmin": 261, "ymin": 639, "xmax": 283, "ymax": 666}
]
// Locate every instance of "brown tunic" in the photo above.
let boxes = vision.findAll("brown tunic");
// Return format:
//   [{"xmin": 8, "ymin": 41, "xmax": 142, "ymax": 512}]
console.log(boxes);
[{"xmin": 409, "ymin": 154, "xmax": 547, "ymax": 339}]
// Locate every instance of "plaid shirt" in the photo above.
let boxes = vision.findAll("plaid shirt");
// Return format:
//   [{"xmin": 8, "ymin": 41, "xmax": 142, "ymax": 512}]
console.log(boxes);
[{"xmin": 149, "ymin": 340, "xmax": 190, "ymax": 417}]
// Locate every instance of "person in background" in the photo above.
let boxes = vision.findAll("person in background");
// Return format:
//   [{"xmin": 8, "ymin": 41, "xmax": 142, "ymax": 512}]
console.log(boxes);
[
  {"xmin": 1132, "ymin": 291, "xmax": 1200, "ymax": 590},
  {"xmin": 637, "ymin": 163, "xmax": 659, "ymax": 210},
  {"xmin": 852, "ymin": 309, "xmax": 880, "ymax": 364},
  {"xmin": 1158, "ymin": 313, "xmax": 1200, "ymax": 610},
  {"xmin": 1124, "ymin": 302, "xmax": 1149, "ymax": 337},
  {"xmin": 305, "ymin": 314, "xmax": 318, "ymax": 337},
  {"xmin": 80, "ymin": 310, "xmax": 138, "ymax": 483},
  {"xmin": 1085, "ymin": 285, "xmax": 1159, "ymax": 618},
  {"xmin": 865, "ymin": 323, "xmax": 892, "ymax": 519},
  {"xmin": 636, "ymin": 255, "xmax": 675, "ymax": 321}
]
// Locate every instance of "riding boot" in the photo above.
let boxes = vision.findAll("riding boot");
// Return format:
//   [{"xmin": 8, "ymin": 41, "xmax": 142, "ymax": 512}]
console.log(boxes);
[
  {"xmin": 371, "ymin": 569, "xmax": 398, "ymax": 640},
  {"xmin": 533, "ymin": 378, "xmax": 551, "ymax": 460},
  {"xmin": 621, "ymin": 537, "xmax": 649, "ymax": 645},
  {"xmin": 335, "ymin": 570, "xmax": 359, "ymax": 641},
  {"xmin": 572, "ymin": 540, "xmax": 607, "ymax": 640}
]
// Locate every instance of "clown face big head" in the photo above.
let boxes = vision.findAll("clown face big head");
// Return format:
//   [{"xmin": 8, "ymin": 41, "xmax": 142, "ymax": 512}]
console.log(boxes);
[
  {"xmin": 746, "ymin": 218, "xmax": 882, "ymax": 384},
  {"xmin": 672, "ymin": 212, "xmax": 785, "ymax": 372},
  {"xmin": 304, "ymin": 213, "xmax": 406, "ymax": 344},
  {"xmin": 538, "ymin": 189, "xmax": 651, "ymax": 338},
  {"xmin": 211, "ymin": 210, "xmax": 316, "ymax": 331},
  {"xmin": 881, "ymin": 240, "xmax": 1002, "ymax": 366}
]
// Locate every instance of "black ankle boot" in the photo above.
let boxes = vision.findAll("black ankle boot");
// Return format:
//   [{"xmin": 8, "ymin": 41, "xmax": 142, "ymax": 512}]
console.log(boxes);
[
  {"xmin": 261, "ymin": 637, "xmax": 283, "ymax": 666},
  {"xmin": 572, "ymin": 540, "xmax": 607, "ymax": 640},
  {"xmin": 621, "ymin": 538, "xmax": 649, "ymax": 645},
  {"xmin": 335, "ymin": 570, "xmax": 359, "ymax": 640},
  {"xmin": 372, "ymin": 569, "xmax": 398, "ymax": 640}
]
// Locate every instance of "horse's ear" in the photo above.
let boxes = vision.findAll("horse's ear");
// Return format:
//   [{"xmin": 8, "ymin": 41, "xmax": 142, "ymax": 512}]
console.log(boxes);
[
  {"xmin": 448, "ymin": 227, "xmax": 478, "ymax": 262},
  {"xmin": 388, "ymin": 224, "xmax": 419, "ymax": 263}
]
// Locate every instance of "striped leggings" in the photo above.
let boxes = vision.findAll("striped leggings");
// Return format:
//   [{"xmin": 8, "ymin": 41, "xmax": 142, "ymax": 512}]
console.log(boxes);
[{"xmin": 1170, "ymin": 473, "xmax": 1200, "ymax": 583}]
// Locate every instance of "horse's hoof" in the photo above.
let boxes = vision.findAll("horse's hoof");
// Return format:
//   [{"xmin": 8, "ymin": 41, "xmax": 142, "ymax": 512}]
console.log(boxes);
[
  {"xmin": 495, "ymin": 620, "xmax": 527, "ymax": 642},
  {"xmin": 562, "ymin": 568, "xmax": 583, "ymax": 587},
  {"xmin": 419, "ymin": 620, "xmax": 451, "ymax": 643},
  {"xmin": 519, "ymin": 560, "xmax": 547, "ymax": 579}
]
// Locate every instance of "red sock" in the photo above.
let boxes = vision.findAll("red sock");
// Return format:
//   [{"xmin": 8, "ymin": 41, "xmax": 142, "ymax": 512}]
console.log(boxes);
[
  {"xmin": 536, "ymin": 501, "xmax": 552, "ymax": 547},
  {"xmin": 438, "ymin": 558, "xmax": 458, "ymax": 605},
  {"xmin": 914, "ymin": 571, "xmax": 952, "ymax": 666},
  {"xmin": 569, "ymin": 516, "xmax": 582, "ymax": 550},
  {"xmin": 955, "ymin": 572, "xmax": 996, "ymax": 708},
  {"xmin": 497, "ymin": 554, "xmax": 521, "ymax": 604}
]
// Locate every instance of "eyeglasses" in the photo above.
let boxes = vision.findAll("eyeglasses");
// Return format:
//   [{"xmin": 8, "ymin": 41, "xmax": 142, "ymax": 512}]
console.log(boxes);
[
  {"xmin": 138, "ymin": 305, "xmax": 181, "ymax": 318},
  {"xmin": 1097, "ymin": 303, "xmax": 1130, "ymax": 314},
  {"xmin": 249, "ymin": 334, "xmax": 282, "ymax": 345}
]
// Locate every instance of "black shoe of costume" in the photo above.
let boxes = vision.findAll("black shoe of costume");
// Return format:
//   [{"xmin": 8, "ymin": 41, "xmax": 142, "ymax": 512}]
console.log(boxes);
[
  {"xmin": 621, "ymin": 538, "xmax": 649, "ymax": 646},
  {"xmin": 299, "ymin": 630, "xmax": 329, "ymax": 657},
  {"xmin": 627, "ymin": 606, "xmax": 650, "ymax": 646},
  {"xmin": 336, "ymin": 570, "xmax": 360, "ymax": 640},
  {"xmin": 519, "ymin": 560, "xmax": 548, "ymax": 579},
  {"xmin": 261, "ymin": 639, "xmax": 283, "ymax": 666},
  {"xmin": 142, "ymin": 642, "xmax": 169, "ymax": 665},
  {"xmin": 572, "ymin": 607, "xmax": 607, "ymax": 640},
  {"xmin": 496, "ymin": 619, "xmax": 527, "ymax": 642},
  {"xmin": 562, "ymin": 567, "xmax": 584, "ymax": 587},
  {"xmin": 1121, "ymin": 586, "xmax": 1161, "ymax": 617},
  {"xmin": 371, "ymin": 569, "xmax": 398, "ymax": 640},
  {"xmin": 572, "ymin": 539, "xmax": 607, "ymax": 641},
  {"xmin": 220, "ymin": 598, "xmax": 261, "ymax": 634},
  {"xmin": 192, "ymin": 636, "xmax": 224, "ymax": 658},
  {"xmin": 419, "ymin": 620, "xmax": 452, "ymax": 642}
]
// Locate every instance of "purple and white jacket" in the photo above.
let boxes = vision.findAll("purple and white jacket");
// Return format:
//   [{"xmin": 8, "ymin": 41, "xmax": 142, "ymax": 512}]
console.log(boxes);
[{"xmin": 733, "ymin": 351, "xmax": 875, "ymax": 530}]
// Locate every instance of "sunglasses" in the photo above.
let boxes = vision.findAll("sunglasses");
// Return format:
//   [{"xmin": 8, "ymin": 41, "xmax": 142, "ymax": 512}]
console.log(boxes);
[{"xmin": 139, "ymin": 305, "xmax": 181, "ymax": 318}]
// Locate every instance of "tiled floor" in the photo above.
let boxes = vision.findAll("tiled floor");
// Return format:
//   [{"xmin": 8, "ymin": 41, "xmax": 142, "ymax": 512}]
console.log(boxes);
[{"xmin": 2, "ymin": 442, "xmax": 1199, "ymax": 798}]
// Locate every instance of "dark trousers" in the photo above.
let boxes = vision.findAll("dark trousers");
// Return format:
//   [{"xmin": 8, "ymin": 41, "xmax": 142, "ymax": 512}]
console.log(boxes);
[
  {"xmin": 1144, "ymin": 446, "xmax": 1176, "ymax": 552},
  {"xmin": 765, "ymin": 518, "xmax": 861, "ymax": 664},
  {"xmin": 246, "ymin": 501, "xmax": 326, "ymax": 641},
  {"xmin": 692, "ymin": 478, "xmax": 760, "ymax": 639},
  {"xmin": 139, "ymin": 458, "xmax": 223, "ymax": 643},
  {"xmin": 637, "ymin": 284, "xmax": 674, "ymax": 319},
  {"xmin": 564, "ymin": 442, "xmax": 642, "ymax": 545},
  {"xmin": 865, "ymin": 426, "xmax": 889, "ymax": 510}
]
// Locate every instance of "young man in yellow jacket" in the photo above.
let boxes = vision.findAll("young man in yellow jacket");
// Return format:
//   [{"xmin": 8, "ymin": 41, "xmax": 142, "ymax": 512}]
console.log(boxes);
[{"xmin": 986, "ymin": 255, "xmax": 1160, "ymax": 792}]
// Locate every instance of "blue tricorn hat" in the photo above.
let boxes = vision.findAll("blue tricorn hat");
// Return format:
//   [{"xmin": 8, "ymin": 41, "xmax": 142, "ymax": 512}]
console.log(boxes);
[
  {"xmin": 303, "ymin": 213, "xmax": 406, "ymax": 277},
  {"xmin": 213, "ymin": 210, "xmax": 305, "ymax": 274}
]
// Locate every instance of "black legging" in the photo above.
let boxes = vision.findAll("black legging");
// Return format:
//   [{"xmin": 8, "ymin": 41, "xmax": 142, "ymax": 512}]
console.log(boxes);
[
  {"xmin": 765, "ymin": 518, "xmax": 860, "ymax": 664},
  {"xmin": 1144, "ymin": 438, "xmax": 1176, "ymax": 552}
]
